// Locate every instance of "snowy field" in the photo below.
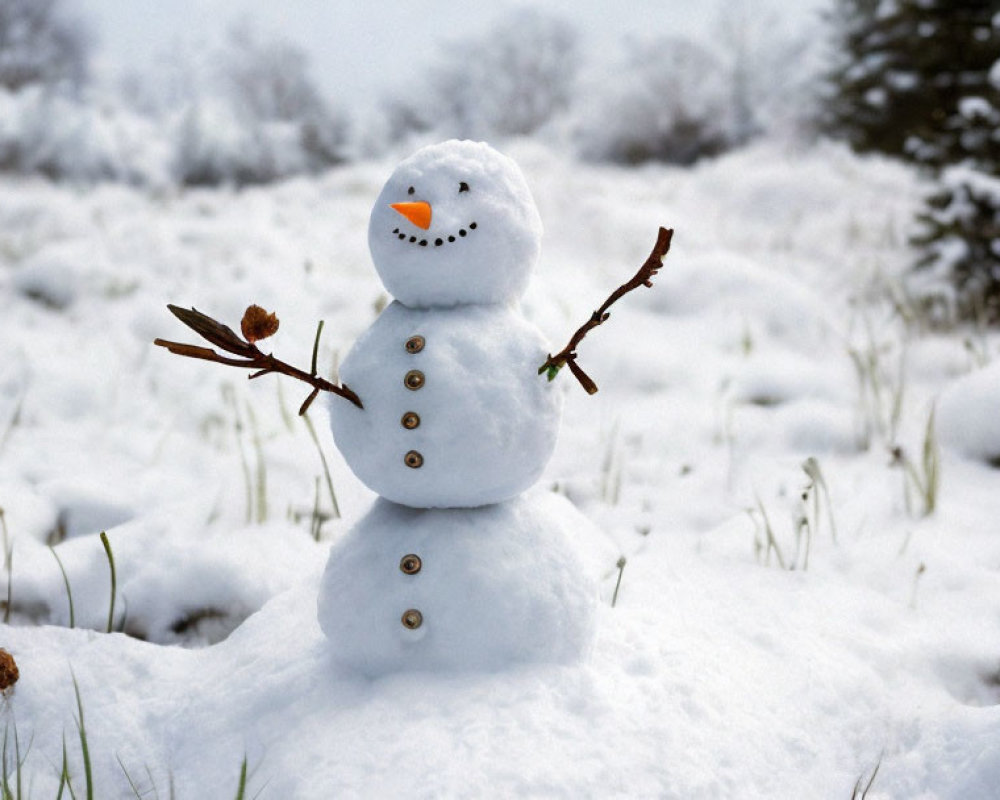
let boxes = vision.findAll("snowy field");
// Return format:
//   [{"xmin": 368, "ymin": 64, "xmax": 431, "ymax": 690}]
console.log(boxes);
[{"xmin": 1, "ymin": 138, "xmax": 999, "ymax": 797}]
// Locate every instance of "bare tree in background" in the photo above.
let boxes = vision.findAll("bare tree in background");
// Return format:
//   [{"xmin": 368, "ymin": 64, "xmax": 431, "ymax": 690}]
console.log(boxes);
[
  {"xmin": 385, "ymin": 8, "xmax": 579, "ymax": 141},
  {"xmin": 220, "ymin": 21, "xmax": 348, "ymax": 171},
  {"xmin": 222, "ymin": 21, "xmax": 324, "ymax": 123},
  {"xmin": 0, "ymin": 0, "xmax": 89, "ymax": 92},
  {"xmin": 576, "ymin": 36, "xmax": 731, "ymax": 165},
  {"xmin": 717, "ymin": 0, "xmax": 822, "ymax": 147},
  {"xmin": 172, "ymin": 21, "xmax": 349, "ymax": 186}
]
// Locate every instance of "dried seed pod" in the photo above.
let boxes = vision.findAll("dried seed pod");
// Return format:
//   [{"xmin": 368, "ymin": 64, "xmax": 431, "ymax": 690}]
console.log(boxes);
[
  {"xmin": 240, "ymin": 305, "xmax": 280, "ymax": 343},
  {"xmin": 0, "ymin": 649, "xmax": 18, "ymax": 692}
]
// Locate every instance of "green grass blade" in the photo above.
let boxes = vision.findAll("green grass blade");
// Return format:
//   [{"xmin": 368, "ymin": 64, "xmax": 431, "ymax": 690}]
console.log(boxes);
[
  {"xmin": 55, "ymin": 733, "xmax": 71, "ymax": 800},
  {"xmin": 233, "ymin": 756, "xmax": 247, "ymax": 800},
  {"xmin": 2, "ymin": 721, "xmax": 11, "ymax": 800},
  {"xmin": 71, "ymin": 672, "xmax": 94, "ymax": 800},
  {"xmin": 50, "ymin": 546, "xmax": 75, "ymax": 628},
  {"xmin": 302, "ymin": 412, "xmax": 340, "ymax": 520},
  {"xmin": 99, "ymin": 532, "xmax": 116, "ymax": 634},
  {"xmin": 611, "ymin": 556, "xmax": 627, "ymax": 608},
  {"xmin": 12, "ymin": 721, "xmax": 20, "ymax": 800},
  {"xmin": 116, "ymin": 753, "xmax": 144, "ymax": 799},
  {"xmin": 310, "ymin": 320, "xmax": 324, "ymax": 377},
  {"xmin": 4, "ymin": 547, "xmax": 12, "ymax": 626}
]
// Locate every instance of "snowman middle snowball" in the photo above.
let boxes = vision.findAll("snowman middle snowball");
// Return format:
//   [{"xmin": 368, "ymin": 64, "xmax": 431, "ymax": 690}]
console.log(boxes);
[{"xmin": 328, "ymin": 140, "xmax": 563, "ymax": 508}]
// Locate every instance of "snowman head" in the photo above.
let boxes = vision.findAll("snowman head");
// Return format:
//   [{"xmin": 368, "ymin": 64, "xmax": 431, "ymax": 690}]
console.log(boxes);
[{"xmin": 368, "ymin": 140, "xmax": 543, "ymax": 308}]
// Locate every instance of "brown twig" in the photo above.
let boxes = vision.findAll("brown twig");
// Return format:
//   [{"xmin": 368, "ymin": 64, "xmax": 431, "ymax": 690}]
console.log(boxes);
[
  {"xmin": 154, "ymin": 305, "xmax": 362, "ymax": 412},
  {"xmin": 539, "ymin": 226, "xmax": 673, "ymax": 394}
]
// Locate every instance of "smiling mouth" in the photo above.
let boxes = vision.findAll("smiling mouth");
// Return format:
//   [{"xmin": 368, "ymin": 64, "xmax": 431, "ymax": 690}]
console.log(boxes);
[{"xmin": 392, "ymin": 221, "xmax": 478, "ymax": 248}]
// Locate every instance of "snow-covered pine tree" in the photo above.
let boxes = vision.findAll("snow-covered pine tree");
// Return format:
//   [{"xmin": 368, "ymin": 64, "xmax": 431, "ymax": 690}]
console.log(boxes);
[
  {"xmin": 912, "ymin": 165, "xmax": 1000, "ymax": 323},
  {"xmin": 824, "ymin": 0, "xmax": 999, "ymax": 165},
  {"xmin": 907, "ymin": 3, "xmax": 1000, "ymax": 324},
  {"xmin": 825, "ymin": 0, "xmax": 1000, "ymax": 323},
  {"xmin": 823, "ymin": 0, "xmax": 897, "ymax": 155}
]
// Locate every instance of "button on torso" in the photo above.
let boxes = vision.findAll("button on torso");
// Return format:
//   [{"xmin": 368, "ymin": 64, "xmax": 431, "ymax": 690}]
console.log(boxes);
[
  {"xmin": 402, "ymin": 336, "xmax": 424, "ymax": 468},
  {"xmin": 405, "ymin": 335, "xmax": 425, "ymax": 354},
  {"xmin": 400, "ymin": 554, "xmax": 422, "ymax": 574},
  {"xmin": 401, "ymin": 411, "xmax": 420, "ymax": 429}
]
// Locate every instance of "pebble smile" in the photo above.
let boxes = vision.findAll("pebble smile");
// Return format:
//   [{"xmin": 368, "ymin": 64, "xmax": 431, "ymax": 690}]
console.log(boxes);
[{"xmin": 391, "ymin": 221, "xmax": 478, "ymax": 248}]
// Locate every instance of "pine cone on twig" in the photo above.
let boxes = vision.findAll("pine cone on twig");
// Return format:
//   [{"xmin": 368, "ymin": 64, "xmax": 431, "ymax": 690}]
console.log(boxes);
[{"xmin": 155, "ymin": 305, "xmax": 362, "ymax": 413}]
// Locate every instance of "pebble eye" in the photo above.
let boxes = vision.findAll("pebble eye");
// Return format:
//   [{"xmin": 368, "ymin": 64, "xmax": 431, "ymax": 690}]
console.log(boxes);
[
  {"xmin": 459, "ymin": 182, "xmax": 469, "ymax": 193},
  {"xmin": 407, "ymin": 186, "xmax": 415, "ymax": 195}
]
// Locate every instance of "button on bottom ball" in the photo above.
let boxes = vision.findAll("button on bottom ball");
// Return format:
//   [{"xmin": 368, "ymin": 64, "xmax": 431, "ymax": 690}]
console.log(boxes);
[
  {"xmin": 401, "ymin": 609, "xmax": 423, "ymax": 629},
  {"xmin": 404, "ymin": 450, "xmax": 424, "ymax": 468}
]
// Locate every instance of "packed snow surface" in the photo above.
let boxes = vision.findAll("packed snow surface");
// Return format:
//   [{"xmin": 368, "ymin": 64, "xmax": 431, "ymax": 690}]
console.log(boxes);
[
  {"xmin": 936, "ymin": 361, "xmax": 1000, "ymax": 466},
  {"xmin": 1, "ymin": 139, "xmax": 999, "ymax": 798}
]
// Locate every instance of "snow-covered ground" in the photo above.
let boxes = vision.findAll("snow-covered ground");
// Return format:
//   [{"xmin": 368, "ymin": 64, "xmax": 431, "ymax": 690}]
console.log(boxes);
[{"xmin": 1, "ymin": 139, "xmax": 999, "ymax": 797}]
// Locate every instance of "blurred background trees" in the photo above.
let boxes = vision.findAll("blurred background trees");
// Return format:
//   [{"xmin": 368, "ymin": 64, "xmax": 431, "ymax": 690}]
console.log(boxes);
[
  {"xmin": 574, "ymin": 36, "xmax": 731, "ymax": 165},
  {"xmin": 0, "ymin": 0, "xmax": 998, "ymax": 325},
  {"xmin": 382, "ymin": 9, "xmax": 579, "ymax": 142},
  {"xmin": 171, "ymin": 21, "xmax": 348, "ymax": 186},
  {"xmin": 0, "ymin": 0, "xmax": 88, "ymax": 93}
]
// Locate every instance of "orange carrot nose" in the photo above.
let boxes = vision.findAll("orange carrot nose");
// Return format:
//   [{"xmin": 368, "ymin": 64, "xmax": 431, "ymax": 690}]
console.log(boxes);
[{"xmin": 390, "ymin": 201, "xmax": 432, "ymax": 230}]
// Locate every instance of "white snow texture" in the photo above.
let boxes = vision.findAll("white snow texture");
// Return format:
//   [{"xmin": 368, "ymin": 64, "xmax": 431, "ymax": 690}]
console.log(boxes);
[{"xmin": 936, "ymin": 361, "xmax": 1000, "ymax": 464}]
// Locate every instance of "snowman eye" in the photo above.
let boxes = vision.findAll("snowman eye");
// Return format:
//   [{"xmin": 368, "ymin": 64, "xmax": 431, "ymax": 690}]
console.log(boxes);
[
  {"xmin": 459, "ymin": 182, "xmax": 469, "ymax": 193},
  {"xmin": 407, "ymin": 186, "xmax": 415, "ymax": 195}
]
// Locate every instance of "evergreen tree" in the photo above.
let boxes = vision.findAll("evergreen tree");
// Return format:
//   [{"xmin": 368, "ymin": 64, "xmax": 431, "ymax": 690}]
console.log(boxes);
[
  {"xmin": 824, "ymin": 0, "xmax": 1000, "ymax": 166},
  {"xmin": 908, "ymin": 2, "xmax": 1000, "ymax": 324},
  {"xmin": 825, "ymin": 0, "xmax": 1000, "ymax": 324},
  {"xmin": 911, "ymin": 79, "xmax": 1000, "ymax": 324}
]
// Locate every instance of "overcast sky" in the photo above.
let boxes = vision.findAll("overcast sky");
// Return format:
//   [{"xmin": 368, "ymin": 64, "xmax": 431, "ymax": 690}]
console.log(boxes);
[{"xmin": 77, "ymin": 0, "xmax": 829, "ymax": 113}]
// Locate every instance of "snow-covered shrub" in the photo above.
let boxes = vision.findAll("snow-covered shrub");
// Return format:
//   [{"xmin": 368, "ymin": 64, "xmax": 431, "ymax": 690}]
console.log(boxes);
[
  {"xmin": 382, "ymin": 8, "xmax": 579, "ymax": 142},
  {"xmin": 574, "ymin": 37, "xmax": 731, "ymax": 165},
  {"xmin": 169, "ymin": 24, "xmax": 349, "ymax": 186},
  {"xmin": 910, "ymin": 165, "xmax": 1000, "ymax": 325},
  {"xmin": 0, "ymin": 0, "xmax": 89, "ymax": 93},
  {"xmin": 0, "ymin": 86, "xmax": 170, "ymax": 184}
]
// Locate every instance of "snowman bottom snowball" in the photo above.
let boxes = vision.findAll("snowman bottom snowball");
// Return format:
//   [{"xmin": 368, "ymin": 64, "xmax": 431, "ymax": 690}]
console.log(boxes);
[{"xmin": 317, "ymin": 492, "xmax": 598, "ymax": 677}]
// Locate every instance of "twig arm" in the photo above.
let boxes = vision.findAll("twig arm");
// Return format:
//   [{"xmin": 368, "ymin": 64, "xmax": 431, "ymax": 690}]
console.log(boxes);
[
  {"xmin": 154, "ymin": 305, "xmax": 363, "ymax": 411},
  {"xmin": 539, "ymin": 226, "xmax": 673, "ymax": 394}
]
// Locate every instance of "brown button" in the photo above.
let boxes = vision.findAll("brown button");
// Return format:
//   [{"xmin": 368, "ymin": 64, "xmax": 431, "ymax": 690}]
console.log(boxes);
[
  {"xmin": 400, "ymin": 554, "xmax": 422, "ymax": 574},
  {"xmin": 404, "ymin": 450, "xmax": 424, "ymax": 468},
  {"xmin": 401, "ymin": 411, "xmax": 421, "ymax": 430},
  {"xmin": 405, "ymin": 335, "xmax": 425, "ymax": 354},
  {"xmin": 404, "ymin": 370, "xmax": 425, "ymax": 390},
  {"xmin": 401, "ymin": 608, "xmax": 423, "ymax": 629}
]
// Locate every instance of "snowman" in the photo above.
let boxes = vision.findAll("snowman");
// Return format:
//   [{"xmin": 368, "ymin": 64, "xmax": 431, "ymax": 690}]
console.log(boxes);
[
  {"xmin": 319, "ymin": 140, "xmax": 596, "ymax": 675},
  {"xmin": 156, "ymin": 140, "xmax": 670, "ymax": 676}
]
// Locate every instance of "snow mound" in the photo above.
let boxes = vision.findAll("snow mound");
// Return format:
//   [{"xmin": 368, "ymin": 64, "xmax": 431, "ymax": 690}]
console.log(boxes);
[
  {"xmin": 936, "ymin": 362, "xmax": 1000, "ymax": 465},
  {"xmin": 318, "ymin": 491, "xmax": 598, "ymax": 676}
]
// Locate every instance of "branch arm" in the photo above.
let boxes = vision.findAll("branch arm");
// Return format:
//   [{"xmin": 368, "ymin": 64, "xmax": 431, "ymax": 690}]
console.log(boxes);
[{"xmin": 539, "ymin": 226, "xmax": 673, "ymax": 393}]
